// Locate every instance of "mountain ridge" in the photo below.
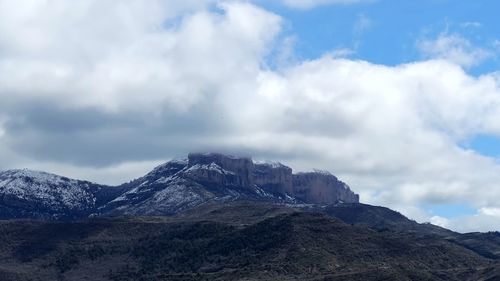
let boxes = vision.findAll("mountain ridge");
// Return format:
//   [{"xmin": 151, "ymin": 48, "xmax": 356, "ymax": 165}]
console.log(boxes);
[{"xmin": 0, "ymin": 152, "xmax": 359, "ymax": 219}]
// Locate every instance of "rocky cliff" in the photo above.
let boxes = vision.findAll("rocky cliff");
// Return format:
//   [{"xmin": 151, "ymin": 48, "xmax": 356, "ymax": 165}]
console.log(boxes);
[
  {"xmin": 185, "ymin": 153, "xmax": 359, "ymax": 204},
  {"xmin": 185, "ymin": 153, "xmax": 254, "ymax": 188},
  {"xmin": 0, "ymin": 152, "xmax": 359, "ymax": 219},
  {"xmin": 292, "ymin": 171, "xmax": 360, "ymax": 204},
  {"xmin": 253, "ymin": 162, "xmax": 293, "ymax": 196}
]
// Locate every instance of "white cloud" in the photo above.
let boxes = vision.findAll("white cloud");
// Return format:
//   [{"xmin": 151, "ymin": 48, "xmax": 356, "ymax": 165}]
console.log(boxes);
[
  {"xmin": 1, "ymin": 0, "xmax": 500, "ymax": 232},
  {"xmin": 430, "ymin": 216, "xmax": 451, "ymax": 228},
  {"xmin": 479, "ymin": 207, "xmax": 500, "ymax": 217},
  {"xmin": 432, "ymin": 208, "xmax": 500, "ymax": 233},
  {"xmin": 0, "ymin": 0, "xmax": 282, "ymax": 112},
  {"xmin": 29, "ymin": 160, "xmax": 166, "ymax": 185},
  {"xmin": 328, "ymin": 48, "xmax": 356, "ymax": 58},
  {"xmin": 229, "ymin": 56, "xmax": 500, "ymax": 231},
  {"xmin": 418, "ymin": 33, "xmax": 493, "ymax": 68},
  {"xmin": 278, "ymin": 0, "xmax": 373, "ymax": 9},
  {"xmin": 460, "ymin": 22, "xmax": 482, "ymax": 29}
]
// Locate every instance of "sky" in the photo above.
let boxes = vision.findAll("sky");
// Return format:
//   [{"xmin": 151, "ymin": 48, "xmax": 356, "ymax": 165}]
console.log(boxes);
[{"xmin": 1, "ymin": 0, "xmax": 500, "ymax": 232}]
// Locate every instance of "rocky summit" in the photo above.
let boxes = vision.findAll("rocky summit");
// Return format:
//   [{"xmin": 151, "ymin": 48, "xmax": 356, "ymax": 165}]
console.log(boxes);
[
  {"xmin": 0, "ymin": 152, "xmax": 359, "ymax": 219},
  {"xmin": 100, "ymin": 152, "xmax": 359, "ymax": 216}
]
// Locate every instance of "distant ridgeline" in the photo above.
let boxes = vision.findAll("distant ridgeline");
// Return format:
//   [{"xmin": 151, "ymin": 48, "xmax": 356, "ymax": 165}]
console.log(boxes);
[{"xmin": 0, "ymin": 152, "xmax": 358, "ymax": 219}]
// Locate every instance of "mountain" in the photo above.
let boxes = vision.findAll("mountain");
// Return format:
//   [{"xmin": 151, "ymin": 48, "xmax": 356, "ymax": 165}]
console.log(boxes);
[
  {"xmin": 0, "ymin": 169, "xmax": 121, "ymax": 220},
  {"xmin": 100, "ymin": 153, "xmax": 359, "ymax": 216},
  {"xmin": 1, "ymin": 152, "xmax": 359, "ymax": 219}
]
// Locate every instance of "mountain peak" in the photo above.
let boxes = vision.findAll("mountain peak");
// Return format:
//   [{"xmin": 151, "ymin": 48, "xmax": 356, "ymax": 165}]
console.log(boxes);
[
  {"xmin": 0, "ymin": 168, "xmax": 75, "ymax": 188},
  {"xmin": 0, "ymin": 152, "xmax": 360, "ymax": 219},
  {"xmin": 0, "ymin": 168, "xmax": 105, "ymax": 220}
]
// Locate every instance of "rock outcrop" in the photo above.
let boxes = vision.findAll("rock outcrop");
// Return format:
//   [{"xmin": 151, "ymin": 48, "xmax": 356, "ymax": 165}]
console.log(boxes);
[
  {"xmin": 253, "ymin": 162, "xmax": 293, "ymax": 196},
  {"xmin": 185, "ymin": 153, "xmax": 254, "ymax": 188},
  {"xmin": 183, "ymin": 153, "xmax": 359, "ymax": 204},
  {"xmin": 292, "ymin": 171, "xmax": 359, "ymax": 204}
]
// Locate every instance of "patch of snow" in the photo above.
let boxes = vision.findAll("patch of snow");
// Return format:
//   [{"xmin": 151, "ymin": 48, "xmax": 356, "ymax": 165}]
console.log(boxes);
[
  {"xmin": 254, "ymin": 185, "xmax": 274, "ymax": 198},
  {"xmin": 150, "ymin": 158, "xmax": 188, "ymax": 174},
  {"xmin": 284, "ymin": 193, "xmax": 295, "ymax": 202},
  {"xmin": 138, "ymin": 180, "xmax": 149, "ymax": 187},
  {"xmin": 186, "ymin": 163, "xmax": 235, "ymax": 175},
  {"xmin": 154, "ymin": 176, "xmax": 173, "ymax": 184}
]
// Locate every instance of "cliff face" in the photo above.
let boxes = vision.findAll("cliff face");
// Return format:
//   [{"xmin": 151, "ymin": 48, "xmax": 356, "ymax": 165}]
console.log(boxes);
[
  {"xmin": 178, "ymin": 153, "xmax": 358, "ymax": 204},
  {"xmin": 292, "ymin": 172, "xmax": 359, "ymax": 204},
  {"xmin": 253, "ymin": 163, "xmax": 293, "ymax": 196},
  {"xmin": 186, "ymin": 153, "xmax": 254, "ymax": 188}
]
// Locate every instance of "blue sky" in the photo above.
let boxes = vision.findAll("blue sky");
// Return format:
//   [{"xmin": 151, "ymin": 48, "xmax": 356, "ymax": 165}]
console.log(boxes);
[{"xmin": 262, "ymin": 0, "xmax": 500, "ymax": 74}]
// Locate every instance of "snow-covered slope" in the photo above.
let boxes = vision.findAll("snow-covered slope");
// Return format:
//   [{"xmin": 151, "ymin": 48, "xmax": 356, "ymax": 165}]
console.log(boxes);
[{"xmin": 0, "ymin": 169, "xmax": 109, "ymax": 219}]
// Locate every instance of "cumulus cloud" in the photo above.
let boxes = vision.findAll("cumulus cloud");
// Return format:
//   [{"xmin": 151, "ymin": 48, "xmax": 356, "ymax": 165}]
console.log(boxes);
[
  {"xmin": 0, "ymin": 0, "xmax": 283, "ymax": 164},
  {"xmin": 0, "ymin": 0, "xmax": 281, "ymax": 112},
  {"xmin": 2, "ymin": 0, "xmax": 500, "ymax": 232},
  {"xmin": 418, "ymin": 33, "xmax": 493, "ymax": 68},
  {"xmin": 278, "ymin": 0, "xmax": 373, "ymax": 9},
  {"xmin": 245, "ymin": 58, "xmax": 500, "ymax": 210}
]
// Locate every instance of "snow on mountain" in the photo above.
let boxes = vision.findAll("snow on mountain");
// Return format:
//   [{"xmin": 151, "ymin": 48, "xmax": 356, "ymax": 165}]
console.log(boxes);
[
  {"xmin": 100, "ymin": 153, "xmax": 358, "ymax": 216},
  {"xmin": 0, "ymin": 153, "xmax": 360, "ymax": 219},
  {"xmin": 0, "ymin": 169, "xmax": 106, "ymax": 219}
]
